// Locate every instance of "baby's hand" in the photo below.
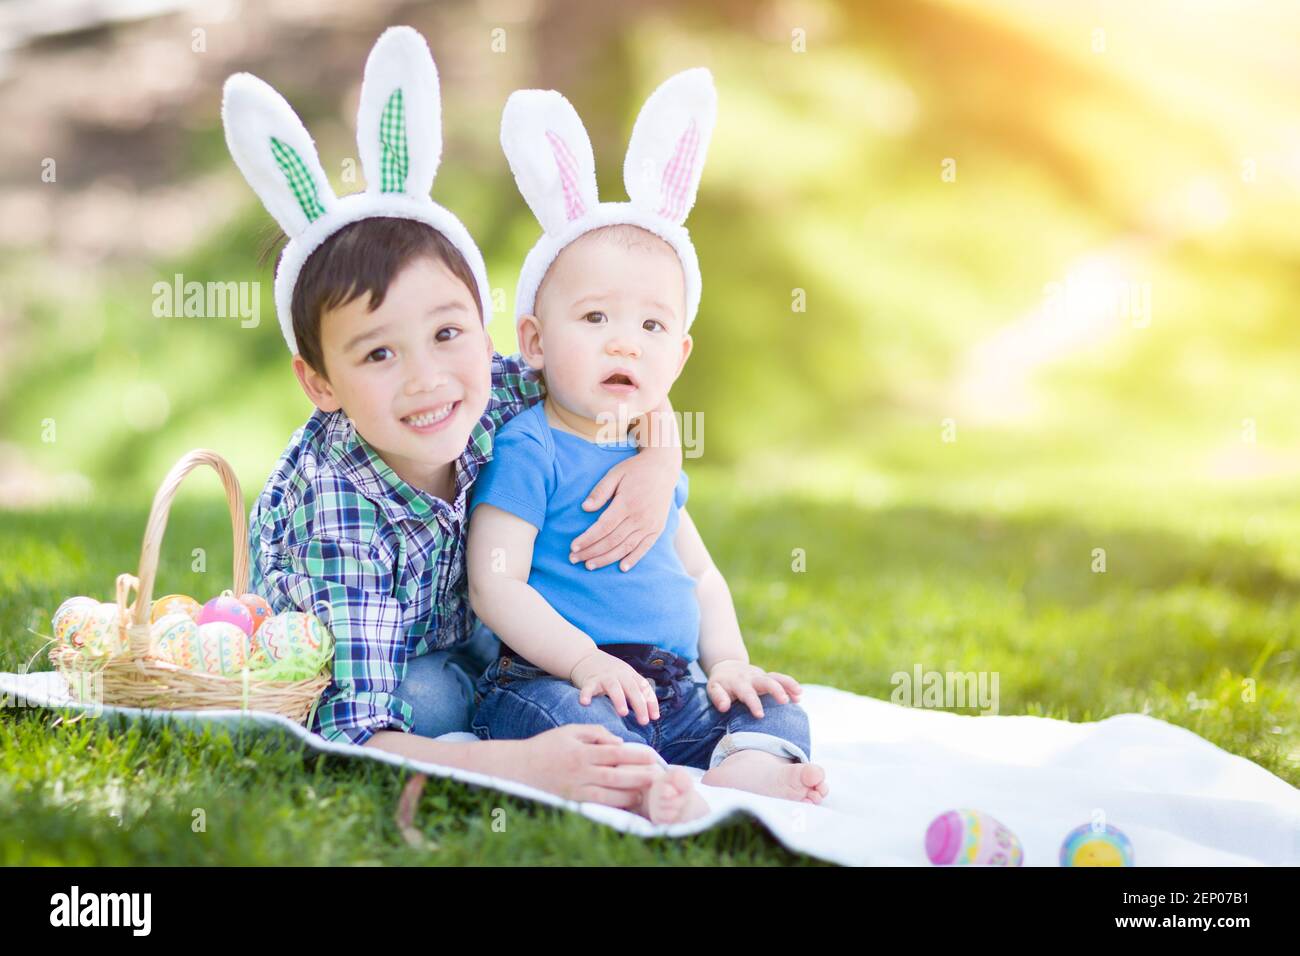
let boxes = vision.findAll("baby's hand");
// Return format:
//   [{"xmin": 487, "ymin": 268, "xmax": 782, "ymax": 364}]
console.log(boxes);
[
  {"xmin": 570, "ymin": 650, "xmax": 661, "ymax": 725},
  {"xmin": 705, "ymin": 660, "xmax": 802, "ymax": 718}
]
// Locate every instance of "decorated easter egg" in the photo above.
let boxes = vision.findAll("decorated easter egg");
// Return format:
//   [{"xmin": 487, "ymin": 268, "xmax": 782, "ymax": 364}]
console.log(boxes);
[
  {"xmin": 147, "ymin": 612, "xmax": 199, "ymax": 664},
  {"xmin": 52, "ymin": 596, "xmax": 99, "ymax": 647},
  {"xmin": 77, "ymin": 602, "xmax": 128, "ymax": 658},
  {"xmin": 151, "ymin": 593, "xmax": 202, "ymax": 624},
  {"xmin": 196, "ymin": 592, "xmax": 255, "ymax": 636},
  {"xmin": 249, "ymin": 612, "xmax": 333, "ymax": 679},
  {"xmin": 194, "ymin": 621, "xmax": 252, "ymax": 674},
  {"xmin": 237, "ymin": 593, "xmax": 274, "ymax": 634},
  {"xmin": 158, "ymin": 620, "xmax": 252, "ymax": 675},
  {"xmin": 926, "ymin": 809, "xmax": 1024, "ymax": 866},
  {"xmin": 1060, "ymin": 823, "xmax": 1134, "ymax": 867}
]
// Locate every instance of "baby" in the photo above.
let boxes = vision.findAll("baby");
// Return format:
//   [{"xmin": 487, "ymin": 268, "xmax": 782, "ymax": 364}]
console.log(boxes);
[{"xmin": 466, "ymin": 70, "xmax": 828, "ymax": 823}]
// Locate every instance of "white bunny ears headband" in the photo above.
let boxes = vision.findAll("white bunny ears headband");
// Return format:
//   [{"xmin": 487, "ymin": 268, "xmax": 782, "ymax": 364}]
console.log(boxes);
[
  {"xmin": 221, "ymin": 26, "xmax": 492, "ymax": 354},
  {"xmin": 501, "ymin": 67, "xmax": 716, "ymax": 332}
]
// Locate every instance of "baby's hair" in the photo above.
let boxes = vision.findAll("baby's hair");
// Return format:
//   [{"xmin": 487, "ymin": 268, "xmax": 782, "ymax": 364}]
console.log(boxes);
[{"xmin": 533, "ymin": 223, "xmax": 676, "ymax": 317}]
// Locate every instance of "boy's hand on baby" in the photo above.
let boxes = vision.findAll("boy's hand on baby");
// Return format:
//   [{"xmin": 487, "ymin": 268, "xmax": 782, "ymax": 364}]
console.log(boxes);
[
  {"xmin": 705, "ymin": 661, "xmax": 803, "ymax": 719},
  {"xmin": 570, "ymin": 449, "xmax": 678, "ymax": 572},
  {"xmin": 570, "ymin": 650, "xmax": 661, "ymax": 725}
]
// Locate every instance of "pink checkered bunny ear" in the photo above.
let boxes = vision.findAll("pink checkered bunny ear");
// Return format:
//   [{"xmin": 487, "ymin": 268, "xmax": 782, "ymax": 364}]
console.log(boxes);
[
  {"xmin": 356, "ymin": 26, "xmax": 442, "ymax": 200},
  {"xmin": 623, "ymin": 68, "xmax": 716, "ymax": 226},
  {"xmin": 222, "ymin": 72, "xmax": 338, "ymax": 238},
  {"xmin": 500, "ymin": 88, "xmax": 599, "ymax": 236}
]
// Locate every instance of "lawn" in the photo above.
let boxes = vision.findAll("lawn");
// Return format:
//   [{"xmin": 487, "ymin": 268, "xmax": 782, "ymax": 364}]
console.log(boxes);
[{"xmin": 2, "ymin": 457, "xmax": 1296, "ymax": 866}]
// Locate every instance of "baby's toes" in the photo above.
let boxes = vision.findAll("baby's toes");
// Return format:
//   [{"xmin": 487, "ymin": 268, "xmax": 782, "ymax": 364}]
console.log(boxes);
[{"xmin": 799, "ymin": 763, "xmax": 825, "ymax": 789}]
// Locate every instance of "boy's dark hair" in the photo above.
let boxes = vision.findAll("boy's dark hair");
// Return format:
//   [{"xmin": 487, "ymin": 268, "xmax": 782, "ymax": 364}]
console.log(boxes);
[{"xmin": 259, "ymin": 217, "xmax": 481, "ymax": 378}]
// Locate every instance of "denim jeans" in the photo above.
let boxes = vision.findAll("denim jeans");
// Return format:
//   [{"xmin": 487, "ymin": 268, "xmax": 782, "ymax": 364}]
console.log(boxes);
[
  {"xmin": 392, "ymin": 620, "xmax": 501, "ymax": 739},
  {"xmin": 471, "ymin": 643, "xmax": 811, "ymax": 770}
]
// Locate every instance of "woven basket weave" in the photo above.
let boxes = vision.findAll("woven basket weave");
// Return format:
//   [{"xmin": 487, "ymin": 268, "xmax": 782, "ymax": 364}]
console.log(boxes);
[{"xmin": 50, "ymin": 449, "xmax": 331, "ymax": 724}]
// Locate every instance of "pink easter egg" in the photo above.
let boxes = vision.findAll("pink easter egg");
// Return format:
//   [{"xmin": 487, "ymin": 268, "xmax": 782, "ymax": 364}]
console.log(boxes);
[
  {"xmin": 925, "ymin": 809, "xmax": 1023, "ymax": 866},
  {"xmin": 196, "ymin": 594, "xmax": 255, "ymax": 636}
]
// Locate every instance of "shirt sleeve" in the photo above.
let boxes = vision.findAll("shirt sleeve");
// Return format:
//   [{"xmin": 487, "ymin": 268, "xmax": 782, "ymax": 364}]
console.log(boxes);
[
  {"xmin": 481, "ymin": 351, "xmax": 546, "ymax": 436},
  {"xmin": 673, "ymin": 470, "xmax": 689, "ymax": 511},
  {"xmin": 470, "ymin": 411, "xmax": 553, "ymax": 530},
  {"xmin": 282, "ymin": 535, "xmax": 414, "ymax": 746}
]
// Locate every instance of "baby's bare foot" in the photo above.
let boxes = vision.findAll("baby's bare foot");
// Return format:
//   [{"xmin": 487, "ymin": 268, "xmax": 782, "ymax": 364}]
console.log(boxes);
[
  {"xmin": 644, "ymin": 767, "xmax": 710, "ymax": 825},
  {"xmin": 702, "ymin": 750, "xmax": 829, "ymax": 804}
]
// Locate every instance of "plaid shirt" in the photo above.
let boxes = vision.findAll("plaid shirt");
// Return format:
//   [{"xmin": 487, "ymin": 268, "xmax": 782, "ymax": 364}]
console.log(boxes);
[{"xmin": 249, "ymin": 352, "xmax": 544, "ymax": 745}]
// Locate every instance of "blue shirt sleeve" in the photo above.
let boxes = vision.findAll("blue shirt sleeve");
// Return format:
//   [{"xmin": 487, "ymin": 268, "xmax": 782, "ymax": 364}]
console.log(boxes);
[
  {"xmin": 673, "ymin": 470, "xmax": 689, "ymax": 511},
  {"xmin": 471, "ymin": 408, "xmax": 554, "ymax": 530}
]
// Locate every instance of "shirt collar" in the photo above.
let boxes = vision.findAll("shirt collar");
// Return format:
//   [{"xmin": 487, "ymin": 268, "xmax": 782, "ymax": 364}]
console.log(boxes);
[{"xmin": 319, "ymin": 409, "xmax": 476, "ymax": 526}]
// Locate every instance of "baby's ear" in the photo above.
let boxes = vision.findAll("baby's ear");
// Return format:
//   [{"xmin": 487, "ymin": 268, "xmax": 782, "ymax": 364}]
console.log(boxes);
[
  {"xmin": 500, "ymin": 89, "xmax": 598, "ymax": 235},
  {"xmin": 223, "ymin": 73, "xmax": 337, "ymax": 237},
  {"xmin": 623, "ymin": 68, "xmax": 716, "ymax": 226},
  {"xmin": 515, "ymin": 313, "xmax": 546, "ymax": 369},
  {"xmin": 356, "ymin": 26, "xmax": 442, "ymax": 199},
  {"xmin": 675, "ymin": 332, "xmax": 694, "ymax": 377}
]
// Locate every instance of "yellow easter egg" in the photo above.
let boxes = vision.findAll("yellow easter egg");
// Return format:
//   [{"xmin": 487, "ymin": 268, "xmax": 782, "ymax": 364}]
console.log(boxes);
[
  {"xmin": 151, "ymin": 593, "xmax": 201, "ymax": 624},
  {"xmin": 52, "ymin": 596, "xmax": 98, "ymax": 647},
  {"xmin": 148, "ymin": 612, "xmax": 199, "ymax": 665},
  {"xmin": 78, "ymin": 602, "xmax": 128, "ymax": 658}
]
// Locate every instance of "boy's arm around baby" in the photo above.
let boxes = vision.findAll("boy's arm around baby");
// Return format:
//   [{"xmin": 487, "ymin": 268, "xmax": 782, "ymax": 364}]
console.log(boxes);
[{"xmin": 566, "ymin": 393, "xmax": 683, "ymax": 571}]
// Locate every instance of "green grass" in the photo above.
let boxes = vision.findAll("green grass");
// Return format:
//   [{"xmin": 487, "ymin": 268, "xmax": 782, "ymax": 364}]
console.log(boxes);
[{"xmin": 2, "ymin": 458, "xmax": 1297, "ymax": 865}]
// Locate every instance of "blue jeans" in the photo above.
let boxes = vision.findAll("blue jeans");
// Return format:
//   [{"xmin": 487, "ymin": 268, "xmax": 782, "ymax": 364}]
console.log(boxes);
[
  {"xmin": 392, "ymin": 621, "xmax": 501, "ymax": 739},
  {"xmin": 471, "ymin": 643, "xmax": 812, "ymax": 770}
]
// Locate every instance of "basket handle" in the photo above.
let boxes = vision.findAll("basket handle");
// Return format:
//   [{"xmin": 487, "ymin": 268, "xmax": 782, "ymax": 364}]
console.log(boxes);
[{"xmin": 129, "ymin": 449, "xmax": 248, "ymax": 629}]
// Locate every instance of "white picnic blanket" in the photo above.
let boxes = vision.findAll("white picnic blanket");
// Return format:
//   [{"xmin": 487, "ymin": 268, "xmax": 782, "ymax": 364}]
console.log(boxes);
[{"xmin": 2, "ymin": 669, "xmax": 1297, "ymax": 866}]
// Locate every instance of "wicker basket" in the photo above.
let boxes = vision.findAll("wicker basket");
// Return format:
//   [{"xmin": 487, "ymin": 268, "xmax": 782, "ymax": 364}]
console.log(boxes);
[{"xmin": 50, "ymin": 449, "xmax": 331, "ymax": 724}]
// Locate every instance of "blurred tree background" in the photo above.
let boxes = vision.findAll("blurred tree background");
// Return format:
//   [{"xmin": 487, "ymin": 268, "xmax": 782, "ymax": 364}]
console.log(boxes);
[
  {"xmin": 4, "ymin": 0, "xmax": 1300, "ymax": 667},
  {"xmin": 3, "ymin": 0, "xmax": 1298, "ymax": 512}
]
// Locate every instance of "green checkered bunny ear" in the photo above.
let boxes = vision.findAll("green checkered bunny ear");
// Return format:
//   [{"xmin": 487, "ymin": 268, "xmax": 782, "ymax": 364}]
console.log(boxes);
[
  {"xmin": 222, "ymin": 72, "xmax": 337, "ymax": 237},
  {"xmin": 356, "ymin": 26, "xmax": 441, "ymax": 199}
]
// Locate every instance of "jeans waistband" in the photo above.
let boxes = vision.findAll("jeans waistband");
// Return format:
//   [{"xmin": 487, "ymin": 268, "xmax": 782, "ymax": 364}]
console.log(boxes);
[{"xmin": 598, "ymin": 643, "xmax": 693, "ymax": 684}]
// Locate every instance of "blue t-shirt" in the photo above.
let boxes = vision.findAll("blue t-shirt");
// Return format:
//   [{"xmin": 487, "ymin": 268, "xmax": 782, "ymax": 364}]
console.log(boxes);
[{"xmin": 469, "ymin": 402, "xmax": 699, "ymax": 660}]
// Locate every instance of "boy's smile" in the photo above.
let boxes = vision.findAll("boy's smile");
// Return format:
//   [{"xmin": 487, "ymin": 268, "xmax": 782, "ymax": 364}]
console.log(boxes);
[{"xmin": 292, "ymin": 255, "xmax": 493, "ymax": 498}]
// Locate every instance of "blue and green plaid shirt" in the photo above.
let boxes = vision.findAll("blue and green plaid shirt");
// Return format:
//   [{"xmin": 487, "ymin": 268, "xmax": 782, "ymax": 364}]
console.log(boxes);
[{"xmin": 249, "ymin": 351, "xmax": 544, "ymax": 745}]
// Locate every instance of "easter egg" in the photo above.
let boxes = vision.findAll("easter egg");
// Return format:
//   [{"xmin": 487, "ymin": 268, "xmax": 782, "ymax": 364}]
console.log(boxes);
[
  {"xmin": 1060, "ymin": 823, "xmax": 1134, "ymax": 867},
  {"xmin": 925, "ymin": 809, "xmax": 1024, "ymax": 866},
  {"xmin": 157, "ymin": 620, "xmax": 252, "ymax": 675},
  {"xmin": 196, "ymin": 593, "xmax": 255, "ymax": 636},
  {"xmin": 237, "ymin": 593, "xmax": 274, "ymax": 634},
  {"xmin": 52, "ymin": 596, "xmax": 98, "ymax": 647},
  {"xmin": 148, "ymin": 612, "xmax": 199, "ymax": 665},
  {"xmin": 77, "ymin": 602, "xmax": 128, "ymax": 658},
  {"xmin": 250, "ymin": 612, "xmax": 333, "ymax": 678},
  {"xmin": 194, "ymin": 621, "xmax": 252, "ymax": 674},
  {"xmin": 151, "ymin": 593, "xmax": 201, "ymax": 624}
]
